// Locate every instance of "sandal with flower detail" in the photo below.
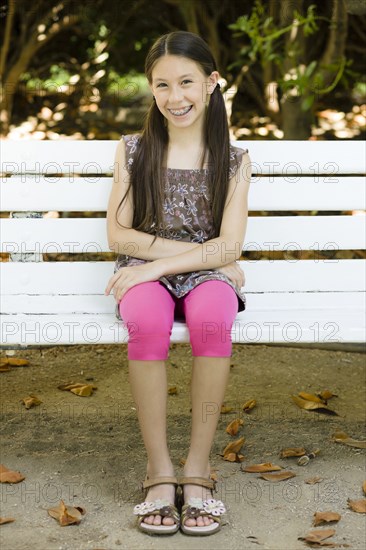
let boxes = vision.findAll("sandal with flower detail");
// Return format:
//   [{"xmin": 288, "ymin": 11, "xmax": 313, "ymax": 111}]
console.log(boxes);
[
  {"xmin": 133, "ymin": 476, "xmax": 180, "ymax": 535},
  {"xmin": 179, "ymin": 476, "xmax": 226, "ymax": 536}
]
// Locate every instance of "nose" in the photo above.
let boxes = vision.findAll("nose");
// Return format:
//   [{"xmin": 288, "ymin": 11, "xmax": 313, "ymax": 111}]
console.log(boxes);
[{"xmin": 168, "ymin": 86, "xmax": 184, "ymax": 105}]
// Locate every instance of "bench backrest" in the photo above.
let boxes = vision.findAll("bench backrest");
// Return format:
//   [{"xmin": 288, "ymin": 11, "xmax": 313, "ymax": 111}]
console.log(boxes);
[{"xmin": 1, "ymin": 140, "xmax": 365, "ymax": 341}]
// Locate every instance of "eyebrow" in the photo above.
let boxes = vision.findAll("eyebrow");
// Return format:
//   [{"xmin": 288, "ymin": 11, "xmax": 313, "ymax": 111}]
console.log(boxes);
[{"xmin": 154, "ymin": 73, "xmax": 194, "ymax": 83}]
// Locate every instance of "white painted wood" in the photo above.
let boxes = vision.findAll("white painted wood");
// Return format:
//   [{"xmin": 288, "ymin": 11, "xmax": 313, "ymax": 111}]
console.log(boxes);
[
  {"xmin": 1, "ymin": 176, "xmax": 365, "ymax": 212},
  {"xmin": 0, "ymin": 309, "xmax": 364, "ymax": 345},
  {"xmin": 1, "ymin": 215, "xmax": 365, "ymax": 252},
  {"xmin": 1, "ymin": 260, "xmax": 365, "ymax": 296},
  {"xmin": 1, "ymin": 140, "xmax": 365, "ymax": 174},
  {"xmin": 2, "ymin": 292, "xmax": 363, "ymax": 315}
]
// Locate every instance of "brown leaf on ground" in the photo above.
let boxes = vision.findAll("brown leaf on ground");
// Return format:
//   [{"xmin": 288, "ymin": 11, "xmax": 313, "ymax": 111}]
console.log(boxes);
[
  {"xmin": 242, "ymin": 399, "xmax": 256, "ymax": 413},
  {"xmin": 363, "ymin": 480, "xmax": 366, "ymax": 495},
  {"xmin": 225, "ymin": 418, "xmax": 244, "ymax": 436},
  {"xmin": 22, "ymin": 395, "xmax": 42, "ymax": 409},
  {"xmin": 0, "ymin": 465, "xmax": 25, "ymax": 484},
  {"xmin": 280, "ymin": 447, "xmax": 306, "ymax": 458},
  {"xmin": 298, "ymin": 392, "xmax": 324, "ymax": 403},
  {"xmin": 347, "ymin": 498, "xmax": 366, "ymax": 513},
  {"xmin": 317, "ymin": 390, "xmax": 338, "ymax": 402},
  {"xmin": 1, "ymin": 358, "xmax": 30, "ymax": 367},
  {"xmin": 259, "ymin": 471, "xmax": 296, "ymax": 482},
  {"xmin": 168, "ymin": 386, "xmax": 177, "ymax": 395},
  {"xmin": 223, "ymin": 452, "xmax": 245, "ymax": 462},
  {"xmin": 242, "ymin": 463, "xmax": 282, "ymax": 473},
  {"xmin": 220, "ymin": 405, "xmax": 234, "ymax": 414},
  {"xmin": 298, "ymin": 528, "xmax": 336, "ymax": 546},
  {"xmin": 313, "ymin": 511, "xmax": 341, "ymax": 526},
  {"xmin": 0, "ymin": 517, "xmax": 15, "ymax": 525},
  {"xmin": 331, "ymin": 431, "xmax": 366, "ymax": 449},
  {"xmin": 48, "ymin": 500, "xmax": 86, "ymax": 526},
  {"xmin": 305, "ymin": 476, "xmax": 323, "ymax": 484},
  {"xmin": 58, "ymin": 382, "xmax": 97, "ymax": 397},
  {"xmin": 291, "ymin": 395, "xmax": 338, "ymax": 416},
  {"xmin": 222, "ymin": 437, "xmax": 245, "ymax": 456}
]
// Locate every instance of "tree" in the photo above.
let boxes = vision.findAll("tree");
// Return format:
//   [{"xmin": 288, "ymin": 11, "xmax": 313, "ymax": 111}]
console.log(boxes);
[{"xmin": 228, "ymin": 0, "xmax": 365, "ymax": 139}]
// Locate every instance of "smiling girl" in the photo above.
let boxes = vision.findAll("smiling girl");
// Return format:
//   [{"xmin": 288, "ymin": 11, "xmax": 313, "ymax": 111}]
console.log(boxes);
[{"xmin": 105, "ymin": 31, "xmax": 251, "ymax": 536}]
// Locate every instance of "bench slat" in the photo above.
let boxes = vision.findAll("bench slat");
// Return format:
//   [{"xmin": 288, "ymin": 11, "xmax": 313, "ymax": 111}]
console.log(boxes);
[
  {"xmin": 1, "ymin": 310, "xmax": 364, "ymax": 345},
  {"xmin": 1, "ymin": 176, "xmax": 365, "ymax": 211},
  {"xmin": 1, "ymin": 291, "xmax": 363, "ymax": 314},
  {"xmin": 1, "ymin": 216, "xmax": 364, "ymax": 252},
  {"xmin": 1, "ymin": 140, "xmax": 365, "ymax": 174},
  {"xmin": 1, "ymin": 260, "xmax": 364, "ymax": 296}
]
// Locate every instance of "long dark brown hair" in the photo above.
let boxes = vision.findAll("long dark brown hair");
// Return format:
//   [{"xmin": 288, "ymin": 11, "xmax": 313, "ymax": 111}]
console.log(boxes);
[{"xmin": 116, "ymin": 31, "xmax": 230, "ymax": 246}]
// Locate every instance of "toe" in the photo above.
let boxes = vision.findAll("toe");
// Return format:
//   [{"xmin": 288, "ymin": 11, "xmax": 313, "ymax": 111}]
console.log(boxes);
[
  {"xmin": 153, "ymin": 514, "xmax": 162, "ymax": 526},
  {"xmin": 142, "ymin": 514, "xmax": 153, "ymax": 525},
  {"xmin": 184, "ymin": 518, "xmax": 196, "ymax": 527},
  {"xmin": 162, "ymin": 517, "xmax": 174, "ymax": 526}
]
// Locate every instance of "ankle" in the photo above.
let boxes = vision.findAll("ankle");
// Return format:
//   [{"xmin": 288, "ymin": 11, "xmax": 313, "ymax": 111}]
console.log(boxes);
[
  {"xmin": 182, "ymin": 460, "xmax": 211, "ymax": 479},
  {"xmin": 147, "ymin": 460, "xmax": 175, "ymax": 478}
]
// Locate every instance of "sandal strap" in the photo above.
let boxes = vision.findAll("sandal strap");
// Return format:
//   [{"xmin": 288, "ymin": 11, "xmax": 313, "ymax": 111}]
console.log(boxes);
[
  {"xmin": 178, "ymin": 476, "xmax": 217, "ymax": 491},
  {"xmin": 134, "ymin": 502, "xmax": 180, "ymax": 523},
  {"xmin": 142, "ymin": 476, "xmax": 179, "ymax": 490}
]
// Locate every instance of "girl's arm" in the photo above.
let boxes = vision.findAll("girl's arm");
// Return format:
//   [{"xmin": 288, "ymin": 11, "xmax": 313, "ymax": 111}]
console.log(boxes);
[
  {"xmin": 154, "ymin": 152, "xmax": 252, "ymax": 277},
  {"xmin": 107, "ymin": 138, "xmax": 200, "ymax": 259}
]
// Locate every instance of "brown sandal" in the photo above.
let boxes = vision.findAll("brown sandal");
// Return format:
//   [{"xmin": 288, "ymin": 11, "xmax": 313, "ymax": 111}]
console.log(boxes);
[
  {"xmin": 133, "ymin": 476, "xmax": 180, "ymax": 535},
  {"xmin": 179, "ymin": 476, "xmax": 226, "ymax": 536}
]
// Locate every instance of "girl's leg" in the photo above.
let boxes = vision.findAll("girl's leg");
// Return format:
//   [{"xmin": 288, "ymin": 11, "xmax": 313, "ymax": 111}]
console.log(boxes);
[
  {"xmin": 119, "ymin": 282, "xmax": 176, "ymax": 526},
  {"xmin": 181, "ymin": 281, "xmax": 238, "ymax": 527}
]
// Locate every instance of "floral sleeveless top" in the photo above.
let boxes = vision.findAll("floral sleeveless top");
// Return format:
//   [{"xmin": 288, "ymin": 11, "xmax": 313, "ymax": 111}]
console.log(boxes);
[{"xmin": 114, "ymin": 134, "xmax": 248, "ymax": 321}]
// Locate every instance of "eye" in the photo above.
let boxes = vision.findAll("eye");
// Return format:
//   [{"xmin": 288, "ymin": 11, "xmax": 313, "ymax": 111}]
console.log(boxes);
[
  {"xmin": 157, "ymin": 83, "xmax": 167, "ymax": 88},
  {"xmin": 182, "ymin": 80, "xmax": 192, "ymax": 84}
]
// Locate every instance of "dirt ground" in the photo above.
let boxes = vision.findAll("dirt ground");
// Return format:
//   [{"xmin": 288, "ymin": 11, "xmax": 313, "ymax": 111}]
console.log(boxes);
[{"xmin": 0, "ymin": 343, "xmax": 365, "ymax": 550}]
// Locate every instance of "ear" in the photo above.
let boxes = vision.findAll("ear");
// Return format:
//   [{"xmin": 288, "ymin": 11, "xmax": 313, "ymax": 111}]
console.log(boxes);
[{"xmin": 207, "ymin": 71, "xmax": 220, "ymax": 94}]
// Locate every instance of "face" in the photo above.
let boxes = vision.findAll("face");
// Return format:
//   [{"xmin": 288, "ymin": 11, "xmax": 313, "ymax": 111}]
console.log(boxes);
[{"xmin": 149, "ymin": 55, "xmax": 219, "ymax": 131}]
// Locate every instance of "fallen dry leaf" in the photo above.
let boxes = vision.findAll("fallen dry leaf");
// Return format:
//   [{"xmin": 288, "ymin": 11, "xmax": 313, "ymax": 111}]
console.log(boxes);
[
  {"xmin": 222, "ymin": 437, "xmax": 245, "ymax": 456},
  {"xmin": 0, "ymin": 465, "xmax": 25, "ymax": 484},
  {"xmin": 331, "ymin": 431, "xmax": 366, "ymax": 449},
  {"xmin": 298, "ymin": 528, "xmax": 336, "ymax": 545},
  {"xmin": 48, "ymin": 500, "xmax": 86, "ymax": 526},
  {"xmin": 242, "ymin": 399, "xmax": 256, "ymax": 413},
  {"xmin": 298, "ymin": 392, "xmax": 324, "ymax": 403},
  {"xmin": 22, "ymin": 395, "xmax": 42, "ymax": 409},
  {"xmin": 305, "ymin": 476, "xmax": 323, "ymax": 484},
  {"xmin": 220, "ymin": 405, "xmax": 234, "ymax": 414},
  {"xmin": 58, "ymin": 382, "xmax": 97, "ymax": 397},
  {"xmin": 242, "ymin": 463, "xmax": 282, "ymax": 473},
  {"xmin": 223, "ymin": 452, "xmax": 245, "ymax": 462},
  {"xmin": 167, "ymin": 386, "xmax": 177, "ymax": 395},
  {"xmin": 363, "ymin": 480, "xmax": 366, "ymax": 495},
  {"xmin": 226, "ymin": 418, "xmax": 244, "ymax": 436},
  {"xmin": 317, "ymin": 390, "xmax": 338, "ymax": 402},
  {"xmin": 347, "ymin": 498, "xmax": 366, "ymax": 513},
  {"xmin": 313, "ymin": 511, "xmax": 341, "ymax": 526},
  {"xmin": 0, "ymin": 517, "xmax": 15, "ymax": 525},
  {"xmin": 292, "ymin": 395, "xmax": 338, "ymax": 415},
  {"xmin": 280, "ymin": 447, "xmax": 306, "ymax": 458},
  {"xmin": 7, "ymin": 358, "xmax": 29, "ymax": 367},
  {"xmin": 259, "ymin": 471, "xmax": 296, "ymax": 482}
]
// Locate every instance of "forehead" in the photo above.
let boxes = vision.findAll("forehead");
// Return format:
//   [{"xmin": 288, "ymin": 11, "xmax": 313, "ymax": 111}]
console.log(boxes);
[{"xmin": 152, "ymin": 55, "xmax": 204, "ymax": 81}]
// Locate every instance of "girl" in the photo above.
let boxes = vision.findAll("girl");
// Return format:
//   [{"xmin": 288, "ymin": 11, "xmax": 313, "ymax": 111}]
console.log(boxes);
[{"xmin": 105, "ymin": 31, "xmax": 251, "ymax": 536}]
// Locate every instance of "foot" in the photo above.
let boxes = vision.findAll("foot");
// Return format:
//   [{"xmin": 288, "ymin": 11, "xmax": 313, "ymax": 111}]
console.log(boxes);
[
  {"xmin": 182, "ymin": 464, "xmax": 216, "ymax": 528},
  {"xmin": 140, "ymin": 466, "xmax": 177, "ymax": 528}
]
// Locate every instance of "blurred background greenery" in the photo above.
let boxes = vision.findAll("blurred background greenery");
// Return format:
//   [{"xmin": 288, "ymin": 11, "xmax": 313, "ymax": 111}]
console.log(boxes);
[{"xmin": 1, "ymin": 0, "xmax": 365, "ymax": 141}]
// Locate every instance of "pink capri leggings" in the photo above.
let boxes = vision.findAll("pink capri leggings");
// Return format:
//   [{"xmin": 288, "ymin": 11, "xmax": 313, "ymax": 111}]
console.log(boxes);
[{"xmin": 119, "ymin": 280, "xmax": 239, "ymax": 360}]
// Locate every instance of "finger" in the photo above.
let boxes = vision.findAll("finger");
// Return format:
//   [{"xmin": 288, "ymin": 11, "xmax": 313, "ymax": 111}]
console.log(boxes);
[{"xmin": 105, "ymin": 273, "xmax": 119, "ymax": 295}]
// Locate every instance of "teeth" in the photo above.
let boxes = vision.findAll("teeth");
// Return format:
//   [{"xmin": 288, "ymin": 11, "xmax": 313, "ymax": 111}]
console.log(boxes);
[{"xmin": 169, "ymin": 106, "xmax": 191, "ymax": 116}]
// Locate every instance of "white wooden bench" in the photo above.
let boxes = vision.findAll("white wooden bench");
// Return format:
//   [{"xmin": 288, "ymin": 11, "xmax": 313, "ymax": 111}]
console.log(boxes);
[{"xmin": 1, "ymin": 140, "xmax": 365, "ymax": 348}]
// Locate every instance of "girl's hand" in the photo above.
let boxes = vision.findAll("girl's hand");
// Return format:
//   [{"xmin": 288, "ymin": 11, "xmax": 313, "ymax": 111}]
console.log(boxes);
[
  {"xmin": 105, "ymin": 261, "xmax": 163, "ymax": 303},
  {"xmin": 216, "ymin": 261, "xmax": 245, "ymax": 290}
]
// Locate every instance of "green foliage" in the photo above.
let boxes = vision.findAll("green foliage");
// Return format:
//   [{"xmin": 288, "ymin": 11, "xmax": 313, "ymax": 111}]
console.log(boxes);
[{"xmin": 228, "ymin": 0, "xmax": 353, "ymax": 112}]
